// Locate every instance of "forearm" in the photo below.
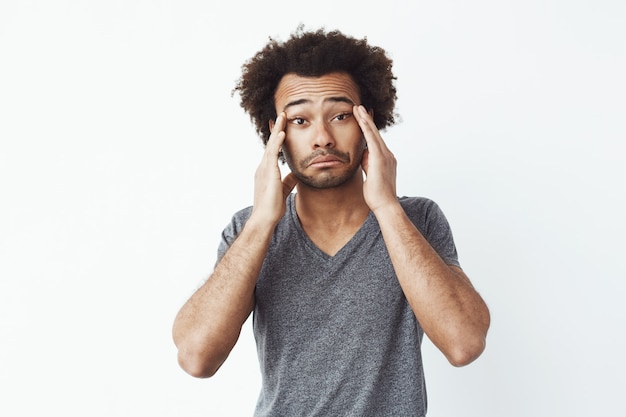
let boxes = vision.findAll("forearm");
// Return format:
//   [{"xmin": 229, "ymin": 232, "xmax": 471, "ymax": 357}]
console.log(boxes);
[
  {"xmin": 373, "ymin": 203, "xmax": 490, "ymax": 366},
  {"xmin": 173, "ymin": 110, "xmax": 297, "ymax": 377},
  {"xmin": 172, "ymin": 217, "xmax": 274, "ymax": 377}
]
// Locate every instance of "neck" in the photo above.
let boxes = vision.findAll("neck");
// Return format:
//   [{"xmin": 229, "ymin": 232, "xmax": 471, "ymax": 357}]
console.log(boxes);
[{"xmin": 294, "ymin": 172, "xmax": 370, "ymax": 228}]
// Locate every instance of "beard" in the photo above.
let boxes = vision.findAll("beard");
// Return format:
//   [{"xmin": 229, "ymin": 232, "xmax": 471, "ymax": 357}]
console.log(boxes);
[{"xmin": 284, "ymin": 145, "xmax": 365, "ymax": 189}]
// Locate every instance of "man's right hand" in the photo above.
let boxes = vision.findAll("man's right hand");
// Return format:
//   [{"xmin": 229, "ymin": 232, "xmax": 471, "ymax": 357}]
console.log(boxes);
[{"xmin": 250, "ymin": 112, "xmax": 298, "ymax": 226}]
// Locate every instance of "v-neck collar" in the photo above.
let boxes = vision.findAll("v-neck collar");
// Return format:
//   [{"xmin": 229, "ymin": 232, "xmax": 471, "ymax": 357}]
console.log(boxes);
[{"xmin": 287, "ymin": 194, "xmax": 375, "ymax": 262}]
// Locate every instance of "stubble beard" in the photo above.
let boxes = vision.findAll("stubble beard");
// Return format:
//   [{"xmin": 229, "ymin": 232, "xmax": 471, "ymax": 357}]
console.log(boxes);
[{"xmin": 285, "ymin": 146, "xmax": 365, "ymax": 190}]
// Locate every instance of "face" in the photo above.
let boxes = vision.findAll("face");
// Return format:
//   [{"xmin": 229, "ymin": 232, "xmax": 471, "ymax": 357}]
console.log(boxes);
[{"xmin": 273, "ymin": 72, "xmax": 366, "ymax": 189}]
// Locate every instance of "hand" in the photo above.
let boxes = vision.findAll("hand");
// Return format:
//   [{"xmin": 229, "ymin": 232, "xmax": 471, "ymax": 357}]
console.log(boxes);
[
  {"xmin": 250, "ymin": 112, "xmax": 298, "ymax": 226},
  {"xmin": 354, "ymin": 105, "xmax": 398, "ymax": 213}
]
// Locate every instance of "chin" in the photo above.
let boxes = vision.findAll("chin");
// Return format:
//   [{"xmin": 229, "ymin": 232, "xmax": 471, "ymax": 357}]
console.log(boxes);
[{"xmin": 296, "ymin": 167, "xmax": 361, "ymax": 189}]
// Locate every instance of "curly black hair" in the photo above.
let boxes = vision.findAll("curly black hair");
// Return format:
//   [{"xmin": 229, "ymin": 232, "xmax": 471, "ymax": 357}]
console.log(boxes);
[{"xmin": 233, "ymin": 27, "xmax": 398, "ymax": 147}]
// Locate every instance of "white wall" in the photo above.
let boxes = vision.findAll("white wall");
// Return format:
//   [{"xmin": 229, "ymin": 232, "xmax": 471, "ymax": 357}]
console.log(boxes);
[{"xmin": 1, "ymin": 1, "xmax": 624, "ymax": 416}]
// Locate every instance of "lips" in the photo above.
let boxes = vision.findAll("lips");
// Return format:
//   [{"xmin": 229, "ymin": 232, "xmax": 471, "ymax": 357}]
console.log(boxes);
[
  {"xmin": 300, "ymin": 150, "xmax": 350, "ymax": 170},
  {"xmin": 308, "ymin": 155, "xmax": 343, "ymax": 167}
]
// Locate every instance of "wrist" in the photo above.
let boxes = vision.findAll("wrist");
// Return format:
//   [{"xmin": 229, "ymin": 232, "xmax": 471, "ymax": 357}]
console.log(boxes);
[
  {"xmin": 245, "ymin": 210, "xmax": 282, "ymax": 235},
  {"xmin": 370, "ymin": 198, "xmax": 404, "ymax": 220}
]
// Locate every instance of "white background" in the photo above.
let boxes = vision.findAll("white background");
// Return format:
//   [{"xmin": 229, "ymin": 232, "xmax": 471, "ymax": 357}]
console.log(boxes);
[{"xmin": 1, "ymin": 1, "xmax": 625, "ymax": 416}]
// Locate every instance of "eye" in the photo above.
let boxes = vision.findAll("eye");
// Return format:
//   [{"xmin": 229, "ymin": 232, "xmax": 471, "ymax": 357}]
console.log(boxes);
[
  {"xmin": 333, "ymin": 112, "xmax": 352, "ymax": 122},
  {"xmin": 290, "ymin": 117, "xmax": 306, "ymax": 125}
]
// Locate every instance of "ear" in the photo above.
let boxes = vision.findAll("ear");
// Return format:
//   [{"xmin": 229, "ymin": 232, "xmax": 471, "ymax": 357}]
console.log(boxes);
[{"xmin": 269, "ymin": 119, "xmax": 275, "ymax": 131}]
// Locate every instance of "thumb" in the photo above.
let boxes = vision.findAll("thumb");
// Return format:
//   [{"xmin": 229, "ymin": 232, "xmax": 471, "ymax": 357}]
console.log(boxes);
[{"xmin": 282, "ymin": 172, "xmax": 298, "ymax": 197}]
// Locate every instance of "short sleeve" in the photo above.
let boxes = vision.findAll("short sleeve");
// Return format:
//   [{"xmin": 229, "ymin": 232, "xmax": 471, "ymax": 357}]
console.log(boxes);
[
  {"xmin": 400, "ymin": 197, "xmax": 461, "ymax": 268},
  {"xmin": 216, "ymin": 206, "xmax": 253, "ymax": 265}
]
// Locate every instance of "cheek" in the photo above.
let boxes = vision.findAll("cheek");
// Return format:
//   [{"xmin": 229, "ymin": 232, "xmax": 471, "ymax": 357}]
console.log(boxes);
[
  {"xmin": 336, "ymin": 121, "xmax": 362, "ymax": 139},
  {"xmin": 353, "ymin": 142, "xmax": 366, "ymax": 163},
  {"xmin": 339, "ymin": 125, "xmax": 366, "ymax": 148},
  {"xmin": 284, "ymin": 125, "xmax": 306, "ymax": 141},
  {"xmin": 281, "ymin": 138, "xmax": 298, "ymax": 163},
  {"xmin": 281, "ymin": 144, "xmax": 299, "ymax": 172},
  {"xmin": 283, "ymin": 129, "xmax": 308, "ymax": 153}
]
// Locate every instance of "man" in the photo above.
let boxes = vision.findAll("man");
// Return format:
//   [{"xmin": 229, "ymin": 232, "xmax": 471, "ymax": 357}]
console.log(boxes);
[{"xmin": 173, "ymin": 28, "xmax": 490, "ymax": 416}]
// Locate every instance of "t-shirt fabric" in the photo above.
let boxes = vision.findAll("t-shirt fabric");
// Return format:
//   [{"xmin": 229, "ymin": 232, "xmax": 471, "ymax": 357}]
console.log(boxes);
[{"xmin": 217, "ymin": 194, "xmax": 460, "ymax": 417}]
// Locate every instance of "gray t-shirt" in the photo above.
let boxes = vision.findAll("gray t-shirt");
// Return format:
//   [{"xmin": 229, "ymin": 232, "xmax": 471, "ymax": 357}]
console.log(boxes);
[{"xmin": 217, "ymin": 194, "xmax": 460, "ymax": 417}]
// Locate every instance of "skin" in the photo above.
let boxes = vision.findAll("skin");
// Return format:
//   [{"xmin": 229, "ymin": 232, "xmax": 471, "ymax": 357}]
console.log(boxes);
[{"xmin": 172, "ymin": 72, "xmax": 490, "ymax": 378}]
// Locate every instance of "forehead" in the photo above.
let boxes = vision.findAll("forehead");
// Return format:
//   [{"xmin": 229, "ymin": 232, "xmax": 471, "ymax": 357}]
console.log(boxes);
[{"xmin": 274, "ymin": 72, "xmax": 361, "ymax": 111}]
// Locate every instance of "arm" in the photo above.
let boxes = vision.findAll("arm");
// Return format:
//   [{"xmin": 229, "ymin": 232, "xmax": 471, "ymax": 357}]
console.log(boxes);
[
  {"xmin": 172, "ymin": 113, "xmax": 297, "ymax": 378},
  {"xmin": 370, "ymin": 204, "xmax": 489, "ymax": 366},
  {"xmin": 355, "ymin": 106, "xmax": 490, "ymax": 366}
]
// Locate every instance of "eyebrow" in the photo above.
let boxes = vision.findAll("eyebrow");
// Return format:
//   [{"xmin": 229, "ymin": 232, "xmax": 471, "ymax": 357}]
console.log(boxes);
[{"xmin": 282, "ymin": 96, "xmax": 355, "ymax": 112}]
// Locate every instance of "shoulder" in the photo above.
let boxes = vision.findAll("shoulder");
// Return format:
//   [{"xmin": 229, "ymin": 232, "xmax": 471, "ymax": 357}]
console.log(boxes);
[
  {"xmin": 398, "ymin": 196, "xmax": 444, "ymax": 219},
  {"xmin": 398, "ymin": 195, "xmax": 438, "ymax": 210},
  {"xmin": 221, "ymin": 205, "xmax": 253, "ymax": 242},
  {"xmin": 398, "ymin": 196, "xmax": 452, "ymax": 233},
  {"xmin": 230, "ymin": 205, "xmax": 253, "ymax": 226},
  {"xmin": 223, "ymin": 194, "xmax": 295, "ymax": 240},
  {"xmin": 398, "ymin": 196, "xmax": 460, "ymax": 265}
]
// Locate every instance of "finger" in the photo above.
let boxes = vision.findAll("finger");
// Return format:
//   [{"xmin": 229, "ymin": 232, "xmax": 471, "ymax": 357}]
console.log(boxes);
[
  {"xmin": 354, "ymin": 105, "xmax": 389, "ymax": 153},
  {"xmin": 354, "ymin": 105, "xmax": 379, "ymax": 150},
  {"xmin": 265, "ymin": 112, "xmax": 287, "ymax": 158},
  {"xmin": 282, "ymin": 172, "xmax": 299, "ymax": 197}
]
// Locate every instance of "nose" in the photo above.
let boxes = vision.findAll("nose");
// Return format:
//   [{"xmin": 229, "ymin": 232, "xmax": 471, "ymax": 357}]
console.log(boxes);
[{"xmin": 312, "ymin": 122, "xmax": 335, "ymax": 149}]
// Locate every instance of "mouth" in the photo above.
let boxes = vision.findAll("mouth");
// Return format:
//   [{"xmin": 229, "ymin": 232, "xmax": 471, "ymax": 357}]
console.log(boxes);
[{"xmin": 308, "ymin": 154, "xmax": 344, "ymax": 168}]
